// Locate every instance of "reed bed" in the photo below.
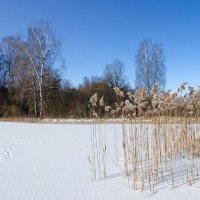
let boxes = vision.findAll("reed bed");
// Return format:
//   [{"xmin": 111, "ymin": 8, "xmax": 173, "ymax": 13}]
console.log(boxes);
[
  {"xmin": 121, "ymin": 121, "xmax": 200, "ymax": 191},
  {"xmin": 88, "ymin": 83, "xmax": 200, "ymax": 193}
]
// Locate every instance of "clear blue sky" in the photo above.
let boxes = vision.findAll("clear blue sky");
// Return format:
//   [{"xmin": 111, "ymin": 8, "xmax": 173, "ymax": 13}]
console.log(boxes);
[{"xmin": 0, "ymin": 0, "xmax": 200, "ymax": 91}]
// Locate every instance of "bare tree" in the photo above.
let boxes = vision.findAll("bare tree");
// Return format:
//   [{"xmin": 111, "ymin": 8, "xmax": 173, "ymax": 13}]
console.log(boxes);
[
  {"xmin": 1, "ymin": 37, "xmax": 17, "ymax": 81},
  {"xmin": 19, "ymin": 20, "xmax": 60, "ymax": 118},
  {"xmin": 0, "ymin": 37, "xmax": 21, "ymax": 99},
  {"xmin": 0, "ymin": 48, "xmax": 6, "ymax": 88},
  {"xmin": 151, "ymin": 43, "xmax": 166, "ymax": 87},
  {"xmin": 103, "ymin": 59, "xmax": 129, "ymax": 89},
  {"xmin": 135, "ymin": 39, "xmax": 166, "ymax": 94}
]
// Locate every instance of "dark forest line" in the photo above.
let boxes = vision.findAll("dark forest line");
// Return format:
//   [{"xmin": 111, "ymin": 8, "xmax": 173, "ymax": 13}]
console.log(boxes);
[{"xmin": 0, "ymin": 20, "xmax": 166, "ymax": 119}]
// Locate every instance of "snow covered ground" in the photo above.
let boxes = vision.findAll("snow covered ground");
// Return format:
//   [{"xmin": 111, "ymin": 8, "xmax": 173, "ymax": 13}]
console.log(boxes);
[{"xmin": 0, "ymin": 122, "xmax": 199, "ymax": 200}]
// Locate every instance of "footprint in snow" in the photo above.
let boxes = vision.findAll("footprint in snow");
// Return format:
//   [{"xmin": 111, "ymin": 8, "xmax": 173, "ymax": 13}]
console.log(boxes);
[
  {"xmin": 12, "ymin": 139, "xmax": 45, "ymax": 145},
  {"xmin": 0, "ymin": 145, "xmax": 14, "ymax": 162},
  {"xmin": 0, "ymin": 139, "xmax": 44, "ymax": 163}
]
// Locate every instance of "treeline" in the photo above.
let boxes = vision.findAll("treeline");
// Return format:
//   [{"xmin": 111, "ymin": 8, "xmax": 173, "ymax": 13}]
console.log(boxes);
[
  {"xmin": 0, "ymin": 21, "xmax": 129, "ymax": 118},
  {"xmin": 0, "ymin": 20, "xmax": 166, "ymax": 119}
]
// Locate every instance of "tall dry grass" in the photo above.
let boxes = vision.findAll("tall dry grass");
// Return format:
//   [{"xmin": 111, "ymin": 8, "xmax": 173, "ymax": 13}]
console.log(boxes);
[{"xmin": 88, "ymin": 83, "xmax": 200, "ymax": 192}]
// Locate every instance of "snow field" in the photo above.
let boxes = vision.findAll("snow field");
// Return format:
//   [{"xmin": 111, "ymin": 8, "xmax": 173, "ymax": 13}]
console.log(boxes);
[{"xmin": 0, "ymin": 122, "xmax": 199, "ymax": 200}]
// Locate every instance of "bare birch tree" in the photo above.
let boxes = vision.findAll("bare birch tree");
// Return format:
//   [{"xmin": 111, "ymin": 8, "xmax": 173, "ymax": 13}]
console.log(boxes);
[
  {"xmin": 19, "ymin": 21, "xmax": 60, "ymax": 118},
  {"xmin": 135, "ymin": 39, "xmax": 166, "ymax": 95}
]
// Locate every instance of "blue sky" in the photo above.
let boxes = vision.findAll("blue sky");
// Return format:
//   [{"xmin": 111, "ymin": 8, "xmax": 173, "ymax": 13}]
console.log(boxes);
[{"xmin": 0, "ymin": 0, "xmax": 200, "ymax": 90}]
